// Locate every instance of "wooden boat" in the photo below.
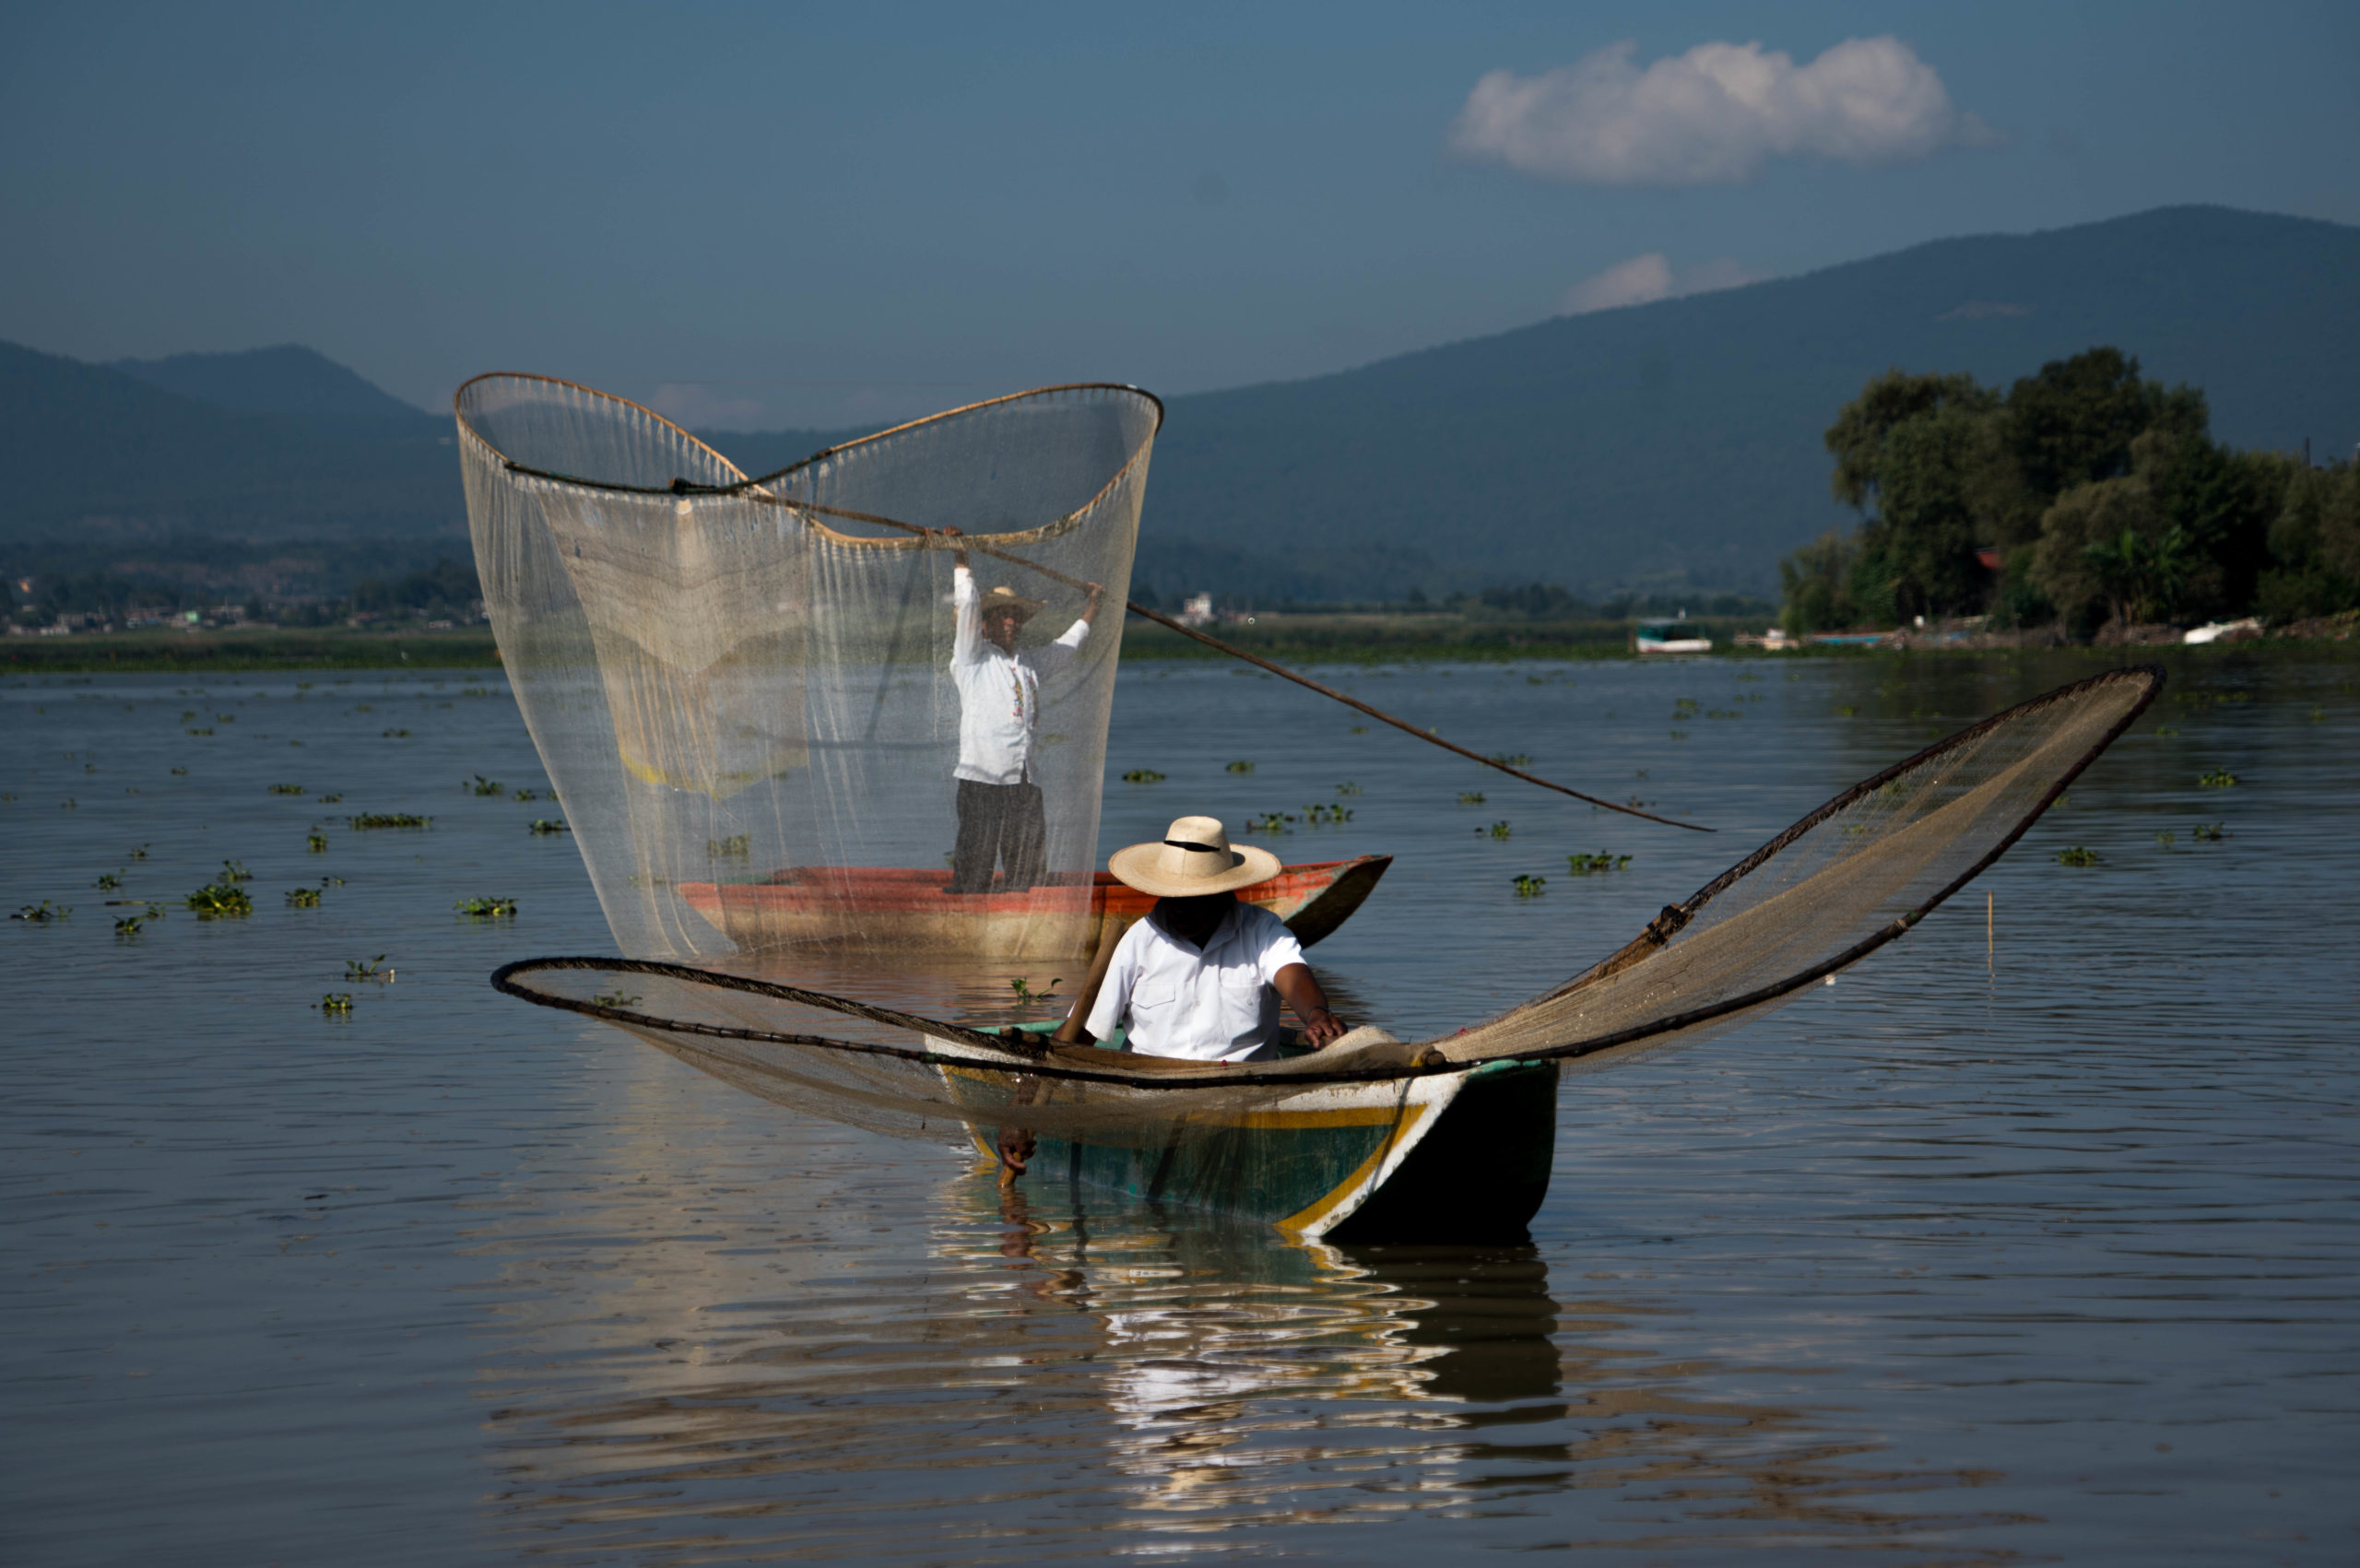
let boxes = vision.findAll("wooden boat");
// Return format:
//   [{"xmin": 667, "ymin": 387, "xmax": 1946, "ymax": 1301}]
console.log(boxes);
[
  {"xmin": 938, "ymin": 1027, "xmax": 1559, "ymax": 1241},
  {"xmin": 676, "ymin": 855, "xmax": 1391, "ymax": 959}
]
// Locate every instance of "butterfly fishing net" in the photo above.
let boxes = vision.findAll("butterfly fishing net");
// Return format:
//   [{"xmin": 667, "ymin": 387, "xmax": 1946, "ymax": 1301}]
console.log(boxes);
[
  {"xmin": 496, "ymin": 666, "xmax": 2162, "ymax": 1168},
  {"xmin": 457, "ymin": 375, "xmax": 1162, "ymax": 962}
]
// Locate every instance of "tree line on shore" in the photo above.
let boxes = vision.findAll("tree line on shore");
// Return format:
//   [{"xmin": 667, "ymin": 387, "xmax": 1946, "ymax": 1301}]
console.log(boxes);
[
  {"xmin": 7, "ymin": 556, "xmax": 483, "ymax": 631},
  {"xmin": 1783, "ymin": 347, "xmax": 2360, "ymax": 637}
]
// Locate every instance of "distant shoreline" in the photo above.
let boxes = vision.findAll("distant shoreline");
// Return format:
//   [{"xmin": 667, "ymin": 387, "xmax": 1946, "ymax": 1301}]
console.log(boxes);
[{"xmin": 7, "ymin": 611, "xmax": 2353, "ymax": 674}]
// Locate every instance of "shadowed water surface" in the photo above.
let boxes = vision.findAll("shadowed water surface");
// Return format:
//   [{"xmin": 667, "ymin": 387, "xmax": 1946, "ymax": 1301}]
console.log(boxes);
[{"xmin": 3, "ymin": 652, "xmax": 2355, "ymax": 1563}]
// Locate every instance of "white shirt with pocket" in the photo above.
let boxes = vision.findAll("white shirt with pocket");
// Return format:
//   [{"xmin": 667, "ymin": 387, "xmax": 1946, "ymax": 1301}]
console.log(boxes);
[{"xmin": 1083, "ymin": 902, "xmax": 1306, "ymax": 1062}]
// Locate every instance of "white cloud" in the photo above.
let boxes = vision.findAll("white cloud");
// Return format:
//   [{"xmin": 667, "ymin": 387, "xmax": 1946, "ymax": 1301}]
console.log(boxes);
[
  {"xmin": 1560, "ymin": 253, "xmax": 1762, "ymax": 315},
  {"xmin": 1450, "ymin": 36, "xmax": 2000, "ymax": 187}
]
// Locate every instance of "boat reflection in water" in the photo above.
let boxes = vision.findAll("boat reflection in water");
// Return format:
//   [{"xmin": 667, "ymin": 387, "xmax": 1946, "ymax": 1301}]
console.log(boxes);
[{"xmin": 469, "ymin": 1102, "xmax": 2024, "ymax": 1560}]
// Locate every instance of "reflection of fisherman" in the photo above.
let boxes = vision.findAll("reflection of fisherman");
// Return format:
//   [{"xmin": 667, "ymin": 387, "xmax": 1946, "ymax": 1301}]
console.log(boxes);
[{"xmin": 942, "ymin": 528, "xmax": 1103, "ymax": 894}]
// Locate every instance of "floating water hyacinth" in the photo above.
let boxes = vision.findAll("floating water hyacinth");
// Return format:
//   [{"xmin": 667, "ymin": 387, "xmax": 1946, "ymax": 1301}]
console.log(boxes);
[
  {"xmin": 94, "ymin": 872, "xmax": 120, "ymax": 890},
  {"xmin": 1302, "ymin": 803, "xmax": 1353, "ymax": 825},
  {"xmin": 287, "ymin": 887, "xmax": 322, "ymax": 908},
  {"xmin": 269, "ymin": 784, "xmax": 305, "ymax": 796},
  {"xmin": 2057, "ymin": 846, "xmax": 2101, "ymax": 867},
  {"xmin": 2199, "ymin": 768, "xmax": 2238, "ymax": 788},
  {"xmin": 1457, "ymin": 791, "xmax": 1486, "ymax": 805},
  {"xmin": 469, "ymin": 775, "xmax": 504, "ymax": 796},
  {"xmin": 528, "ymin": 819, "xmax": 569, "ymax": 835},
  {"xmin": 186, "ymin": 883, "xmax": 252, "ymax": 919},
  {"xmin": 346, "ymin": 956, "xmax": 392, "ymax": 982},
  {"xmin": 307, "ymin": 832, "xmax": 328, "ymax": 853},
  {"xmin": 1565, "ymin": 852, "xmax": 1633, "ymax": 875},
  {"xmin": 1120, "ymin": 769, "xmax": 1165, "ymax": 784},
  {"xmin": 12, "ymin": 901, "xmax": 71, "ymax": 923},
  {"xmin": 1335, "ymin": 783, "xmax": 1362, "ymax": 796},
  {"xmin": 456, "ymin": 896, "xmax": 517, "ymax": 920},
  {"xmin": 218, "ymin": 859, "xmax": 253, "ymax": 883},
  {"xmin": 349, "ymin": 813, "xmax": 431, "ymax": 830},
  {"xmin": 1511, "ymin": 873, "xmax": 1546, "ymax": 897},
  {"xmin": 1483, "ymin": 820, "xmax": 1512, "ymax": 840},
  {"xmin": 318, "ymin": 993, "xmax": 353, "ymax": 1016},
  {"xmin": 2194, "ymin": 822, "xmax": 2230, "ymax": 842},
  {"xmin": 1226, "ymin": 760, "xmax": 1256, "ymax": 773}
]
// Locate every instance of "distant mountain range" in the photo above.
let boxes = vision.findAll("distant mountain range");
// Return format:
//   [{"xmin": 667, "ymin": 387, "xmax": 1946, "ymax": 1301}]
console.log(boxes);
[{"xmin": 6, "ymin": 205, "xmax": 2355, "ymax": 602}]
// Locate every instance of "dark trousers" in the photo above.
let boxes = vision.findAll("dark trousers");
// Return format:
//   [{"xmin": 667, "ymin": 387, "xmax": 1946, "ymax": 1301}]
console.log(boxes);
[{"xmin": 949, "ymin": 779, "xmax": 1045, "ymax": 893}]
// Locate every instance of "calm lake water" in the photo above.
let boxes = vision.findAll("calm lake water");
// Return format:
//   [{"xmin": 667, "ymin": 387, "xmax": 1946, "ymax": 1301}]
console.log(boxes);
[{"xmin": 5, "ymin": 650, "xmax": 2356, "ymax": 1564}]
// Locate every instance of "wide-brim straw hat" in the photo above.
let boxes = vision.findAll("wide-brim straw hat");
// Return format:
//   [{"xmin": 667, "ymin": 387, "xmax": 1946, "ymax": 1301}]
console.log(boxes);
[
  {"xmin": 1108, "ymin": 815, "xmax": 1281, "ymax": 899},
  {"xmin": 981, "ymin": 585, "xmax": 1047, "ymax": 622}
]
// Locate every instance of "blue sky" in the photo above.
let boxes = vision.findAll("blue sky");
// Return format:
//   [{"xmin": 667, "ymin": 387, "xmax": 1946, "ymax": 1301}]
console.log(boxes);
[{"xmin": 3, "ymin": 1, "xmax": 2354, "ymax": 428}]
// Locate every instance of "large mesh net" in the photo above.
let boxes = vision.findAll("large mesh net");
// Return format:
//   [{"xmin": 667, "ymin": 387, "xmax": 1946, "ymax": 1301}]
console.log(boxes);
[
  {"xmin": 457, "ymin": 375, "xmax": 1162, "ymax": 961},
  {"xmin": 495, "ymin": 666, "xmax": 2162, "ymax": 1167}
]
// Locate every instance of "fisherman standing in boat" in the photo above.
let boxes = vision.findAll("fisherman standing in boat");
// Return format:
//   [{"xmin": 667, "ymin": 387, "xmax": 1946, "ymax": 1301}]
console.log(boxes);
[{"xmin": 941, "ymin": 528, "xmax": 1103, "ymax": 894}]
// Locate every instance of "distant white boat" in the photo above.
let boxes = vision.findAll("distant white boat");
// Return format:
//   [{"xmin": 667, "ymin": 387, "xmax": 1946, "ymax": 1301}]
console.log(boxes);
[
  {"xmin": 1634, "ymin": 619, "xmax": 1713, "ymax": 654},
  {"xmin": 2183, "ymin": 618, "xmax": 2261, "ymax": 645}
]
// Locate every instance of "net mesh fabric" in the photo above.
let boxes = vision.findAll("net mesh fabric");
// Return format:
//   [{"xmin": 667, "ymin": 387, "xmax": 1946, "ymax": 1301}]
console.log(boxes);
[
  {"xmin": 497, "ymin": 666, "xmax": 2160, "ymax": 1149},
  {"xmin": 457, "ymin": 375, "xmax": 1160, "ymax": 962}
]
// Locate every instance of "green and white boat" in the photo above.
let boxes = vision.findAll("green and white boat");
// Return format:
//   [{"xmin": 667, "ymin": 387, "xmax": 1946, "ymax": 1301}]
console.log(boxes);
[{"xmin": 935, "ymin": 1023, "xmax": 1560, "ymax": 1242}]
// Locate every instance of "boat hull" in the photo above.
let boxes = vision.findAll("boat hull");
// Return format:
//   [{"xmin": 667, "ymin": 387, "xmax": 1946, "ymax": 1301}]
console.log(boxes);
[
  {"xmin": 958, "ymin": 1058, "xmax": 1560, "ymax": 1241},
  {"xmin": 676, "ymin": 855, "xmax": 1390, "ymax": 960}
]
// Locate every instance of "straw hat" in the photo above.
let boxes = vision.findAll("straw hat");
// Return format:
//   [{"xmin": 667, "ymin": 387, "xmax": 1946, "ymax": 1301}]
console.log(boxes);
[
  {"xmin": 980, "ymin": 585, "xmax": 1046, "ymax": 623},
  {"xmin": 1108, "ymin": 815, "xmax": 1281, "ymax": 898}
]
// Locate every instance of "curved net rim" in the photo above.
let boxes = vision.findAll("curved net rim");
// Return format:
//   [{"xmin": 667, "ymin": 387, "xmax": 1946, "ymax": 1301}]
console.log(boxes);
[
  {"xmin": 452, "ymin": 371, "xmax": 1166, "ymax": 551},
  {"xmin": 491, "ymin": 665, "xmax": 2164, "ymax": 1091}
]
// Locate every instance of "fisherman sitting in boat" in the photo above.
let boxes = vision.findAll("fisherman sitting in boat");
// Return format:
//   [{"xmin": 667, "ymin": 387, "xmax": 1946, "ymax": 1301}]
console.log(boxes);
[
  {"xmin": 941, "ymin": 529, "xmax": 1103, "ymax": 894},
  {"xmin": 1070, "ymin": 815, "xmax": 1350, "ymax": 1059}
]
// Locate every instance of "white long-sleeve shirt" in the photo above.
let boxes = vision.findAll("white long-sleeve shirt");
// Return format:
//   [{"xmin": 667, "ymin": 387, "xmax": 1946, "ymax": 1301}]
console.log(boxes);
[
  {"xmin": 950, "ymin": 564, "xmax": 1089, "ymax": 785},
  {"xmin": 1083, "ymin": 902, "xmax": 1306, "ymax": 1062}
]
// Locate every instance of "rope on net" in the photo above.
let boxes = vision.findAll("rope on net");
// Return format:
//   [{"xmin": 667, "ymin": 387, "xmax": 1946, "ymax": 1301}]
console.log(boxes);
[
  {"xmin": 492, "ymin": 447, "xmax": 1712, "ymax": 832},
  {"xmin": 494, "ymin": 666, "xmax": 2163, "ymax": 1097}
]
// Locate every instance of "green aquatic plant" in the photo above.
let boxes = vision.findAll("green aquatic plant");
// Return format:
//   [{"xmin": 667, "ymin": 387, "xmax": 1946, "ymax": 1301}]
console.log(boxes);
[
  {"xmin": 12, "ymin": 901, "xmax": 71, "ymax": 923},
  {"xmin": 348, "ymin": 813, "xmax": 431, "ymax": 830},
  {"xmin": 94, "ymin": 872, "xmax": 120, "ymax": 890},
  {"xmin": 1706, "ymin": 708, "xmax": 1741, "ymax": 720},
  {"xmin": 128, "ymin": 845, "xmax": 148, "ymax": 860},
  {"xmin": 306, "ymin": 832, "xmax": 328, "ymax": 853},
  {"xmin": 1335, "ymin": 783, "xmax": 1362, "ymax": 796},
  {"xmin": 170, "ymin": 768, "xmax": 187, "ymax": 776},
  {"xmin": 2154, "ymin": 831, "xmax": 2177, "ymax": 849},
  {"xmin": 286, "ymin": 887, "xmax": 322, "ymax": 908},
  {"xmin": 1349, "ymin": 725, "xmax": 1367, "ymax": 735},
  {"xmin": 1672, "ymin": 698, "xmax": 1701, "ymax": 720},
  {"xmin": 1457, "ymin": 792, "xmax": 1486, "ymax": 806},
  {"xmin": 1302, "ymin": 803, "xmax": 1353, "ymax": 825},
  {"xmin": 2198, "ymin": 768, "xmax": 2238, "ymax": 788},
  {"xmin": 1008, "ymin": 976, "xmax": 1063, "ymax": 1005},
  {"xmin": 455, "ymin": 896, "xmax": 517, "ymax": 920},
  {"xmin": 1484, "ymin": 820, "xmax": 1513, "ymax": 840},
  {"xmin": 2056, "ymin": 846, "xmax": 2101, "ymax": 867},
  {"xmin": 346, "ymin": 955, "xmax": 392, "ymax": 982},
  {"xmin": 469, "ymin": 774, "xmax": 504, "ymax": 796},
  {"xmin": 318, "ymin": 794, "xmax": 341, "ymax": 804},
  {"xmin": 318, "ymin": 993, "xmax": 353, "ymax": 1016},
  {"xmin": 1566, "ymin": 852, "xmax": 1634, "ymax": 875},
  {"xmin": 1226, "ymin": 760, "xmax": 1256, "ymax": 773},
  {"xmin": 2193, "ymin": 822, "xmax": 2230, "ymax": 843},
  {"xmin": 2154, "ymin": 725, "xmax": 2179, "ymax": 737},
  {"xmin": 1120, "ymin": 769, "xmax": 1165, "ymax": 784},
  {"xmin": 528, "ymin": 819, "xmax": 569, "ymax": 835},
  {"xmin": 1511, "ymin": 873, "xmax": 1546, "ymax": 897},
  {"xmin": 2311, "ymin": 707, "xmax": 2327, "ymax": 723},
  {"xmin": 269, "ymin": 784, "xmax": 305, "ymax": 796},
  {"xmin": 186, "ymin": 883, "xmax": 253, "ymax": 919},
  {"xmin": 512, "ymin": 788, "xmax": 542, "ymax": 801},
  {"xmin": 1243, "ymin": 811, "xmax": 1294, "ymax": 835},
  {"xmin": 218, "ymin": 859, "xmax": 253, "ymax": 883},
  {"xmin": 381, "ymin": 728, "xmax": 411, "ymax": 739},
  {"xmin": 113, "ymin": 914, "xmax": 145, "ymax": 937},
  {"xmin": 1836, "ymin": 704, "xmax": 1858, "ymax": 717},
  {"xmin": 1488, "ymin": 751, "xmax": 1534, "ymax": 766},
  {"xmin": 706, "ymin": 833, "xmax": 750, "ymax": 858},
  {"xmin": 186, "ymin": 727, "xmax": 213, "ymax": 737}
]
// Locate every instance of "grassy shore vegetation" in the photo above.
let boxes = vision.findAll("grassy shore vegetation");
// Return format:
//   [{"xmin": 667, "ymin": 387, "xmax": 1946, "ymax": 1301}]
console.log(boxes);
[
  {"xmin": 1785, "ymin": 347, "xmax": 2360, "ymax": 638},
  {"xmin": 3, "ymin": 623, "xmax": 501, "ymax": 671}
]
